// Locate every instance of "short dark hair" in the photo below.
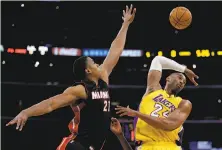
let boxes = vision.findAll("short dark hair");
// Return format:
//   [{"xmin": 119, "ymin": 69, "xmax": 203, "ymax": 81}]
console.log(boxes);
[{"xmin": 73, "ymin": 56, "xmax": 88, "ymax": 81}]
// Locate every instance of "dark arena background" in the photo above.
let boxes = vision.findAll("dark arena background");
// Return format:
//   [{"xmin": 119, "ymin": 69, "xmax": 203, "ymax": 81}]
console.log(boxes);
[{"xmin": 1, "ymin": 1, "xmax": 222, "ymax": 150}]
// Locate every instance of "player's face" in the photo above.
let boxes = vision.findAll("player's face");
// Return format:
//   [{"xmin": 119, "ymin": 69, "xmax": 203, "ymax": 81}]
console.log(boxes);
[
  {"xmin": 85, "ymin": 57, "xmax": 101, "ymax": 79},
  {"xmin": 167, "ymin": 73, "xmax": 186, "ymax": 94}
]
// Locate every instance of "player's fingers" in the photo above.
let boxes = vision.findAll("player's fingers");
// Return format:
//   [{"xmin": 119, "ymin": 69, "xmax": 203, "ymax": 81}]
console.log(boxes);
[
  {"xmin": 129, "ymin": 4, "xmax": 133, "ymax": 13},
  {"xmin": 16, "ymin": 119, "xmax": 22, "ymax": 130},
  {"xmin": 115, "ymin": 107, "xmax": 122, "ymax": 110},
  {"xmin": 111, "ymin": 117, "xmax": 118, "ymax": 122},
  {"xmin": 6, "ymin": 119, "xmax": 16, "ymax": 126},
  {"xmin": 19, "ymin": 124, "xmax": 23, "ymax": 131},
  {"xmin": 115, "ymin": 107, "xmax": 123, "ymax": 110},
  {"xmin": 194, "ymin": 74, "xmax": 199, "ymax": 79},
  {"xmin": 111, "ymin": 118, "xmax": 115, "ymax": 123},
  {"xmin": 120, "ymin": 112, "xmax": 128, "ymax": 117},
  {"xmin": 126, "ymin": 5, "xmax": 129, "ymax": 13},
  {"xmin": 123, "ymin": 10, "xmax": 126, "ymax": 16},
  {"xmin": 111, "ymin": 119, "xmax": 117, "ymax": 124},
  {"xmin": 116, "ymin": 109, "xmax": 126, "ymax": 114},
  {"xmin": 117, "ymin": 110, "xmax": 127, "ymax": 114},
  {"xmin": 116, "ymin": 105, "xmax": 124, "ymax": 108},
  {"xmin": 192, "ymin": 78, "xmax": 198, "ymax": 85},
  {"xmin": 110, "ymin": 125, "xmax": 114, "ymax": 131},
  {"xmin": 19, "ymin": 121, "xmax": 26, "ymax": 131},
  {"xmin": 132, "ymin": 8, "xmax": 136, "ymax": 15},
  {"xmin": 191, "ymin": 78, "xmax": 198, "ymax": 86},
  {"xmin": 6, "ymin": 119, "xmax": 14, "ymax": 126},
  {"xmin": 115, "ymin": 108, "xmax": 122, "ymax": 110}
]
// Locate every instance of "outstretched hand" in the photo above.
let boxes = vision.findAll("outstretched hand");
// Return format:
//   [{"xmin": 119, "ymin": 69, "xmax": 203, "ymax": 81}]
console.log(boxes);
[
  {"xmin": 115, "ymin": 105, "xmax": 137, "ymax": 117},
  {"xmin": 122, "ymin": 4, "xmax": 136, "ymax": 24},
  {"xmin": 6, "ymin": 111, "xmax": 28, "ymax": 131},
  {"xmin": 184, "ymin": 68, "xmax": 199, "ymax": 86}
]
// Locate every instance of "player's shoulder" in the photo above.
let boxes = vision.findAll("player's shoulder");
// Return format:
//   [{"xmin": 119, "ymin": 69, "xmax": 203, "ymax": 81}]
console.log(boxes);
[
  {"xmin": 64, "ymin": 85, "xmax": 87, "ymax": 99},
  {"xmin": 99, "ymin": 64, "xmax": 109, "ymax": 84},
  {"xmin": 181, "ymin": 99, "xmax": 192, "ymax": 106},
  {"xmin": 174, "ymin": 95, "xmax": 183, "ymax": 102},
  {"xmin": 179, "ymin": 99, "xmax": 192, "ymax": 111},
  {"xmin": 142, "ymin": 89, "xmax": 164, "ymax": 100},
  {"xmin": 144, "ymin": 88, "xmax": 163, "ymax": 97},
  {"xmin": 68, "ymin": 84, "xmax": 86, "ymax": 91}
]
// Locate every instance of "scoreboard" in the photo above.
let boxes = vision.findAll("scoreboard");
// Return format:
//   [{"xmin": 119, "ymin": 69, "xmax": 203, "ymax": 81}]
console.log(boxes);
[
  {"xmin": 145, "ymin": 49, "xmax": 222, "ymax": 58},
  {"xmin": 2, "ymin": 44, "xmax": 222, "ymax": 58}
]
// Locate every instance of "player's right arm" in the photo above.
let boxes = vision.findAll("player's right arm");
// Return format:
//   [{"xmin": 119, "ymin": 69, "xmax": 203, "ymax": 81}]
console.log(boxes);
[
  {"xmin": 6, "ymin": 85, "xmax": 87, "ymax": 131},
  {"xmin": 116, "ymin": 100, "xmax": 192, "ymax": 131},
  {"xmin": 145, "ymin": 56, "xmax": 198, "ymax": 94}
]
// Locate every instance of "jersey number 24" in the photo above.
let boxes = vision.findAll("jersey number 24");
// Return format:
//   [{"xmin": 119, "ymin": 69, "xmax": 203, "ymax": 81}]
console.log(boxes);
[{"xmin": 150, "ymin": 103, "xmax": 170, "ymax": 117}]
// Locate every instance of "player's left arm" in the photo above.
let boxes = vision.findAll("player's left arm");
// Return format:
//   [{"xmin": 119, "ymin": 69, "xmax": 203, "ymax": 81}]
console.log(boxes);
[
  {"xmin": 110, "ymin": 118, "xmax": 133, "ymax": 150},
  {"xmin": 101, "ymin": 5, "xmax": 136, "ymax": 77},
  {"xmin": 116, "ymin": 100, "xmax": 192, "ymax": 131}
]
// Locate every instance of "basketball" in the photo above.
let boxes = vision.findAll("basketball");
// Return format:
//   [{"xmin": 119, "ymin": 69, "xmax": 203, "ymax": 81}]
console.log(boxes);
[{"xmin": 169, "ymin": 6, "xmax": 192, "ymax": 30}]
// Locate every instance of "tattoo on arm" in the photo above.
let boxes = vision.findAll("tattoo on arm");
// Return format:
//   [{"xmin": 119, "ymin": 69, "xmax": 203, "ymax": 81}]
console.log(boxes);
[{"xmin": 147, "ymin": 87, "xmax": 154, "ymax": 94}]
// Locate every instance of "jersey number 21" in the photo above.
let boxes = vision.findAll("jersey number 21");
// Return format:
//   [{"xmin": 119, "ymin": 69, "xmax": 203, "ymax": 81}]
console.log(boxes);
[{"xmin": 103, "ymin": 100, "xmax": 110, "ymax": 112}]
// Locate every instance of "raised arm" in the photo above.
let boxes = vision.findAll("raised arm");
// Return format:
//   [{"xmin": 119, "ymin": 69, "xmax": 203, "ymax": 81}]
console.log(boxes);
[
  {"xmin": 116, "ymin": 100, "xmax": 192, "ymax": 131},
  {"xmin": 6, "ymin": 85, "xmax": 87, "ymax": 131},
  {"xmin": 146, "ymin": 56, "xmax": 198, "ymax": 94},
  {"xmin": 101, "ymin": 5, "xmax": 136, "ymax": 76}
]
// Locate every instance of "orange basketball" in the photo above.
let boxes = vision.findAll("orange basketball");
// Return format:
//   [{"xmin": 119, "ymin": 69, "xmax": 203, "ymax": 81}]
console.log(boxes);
[{"xmin": 169, "ymin": 6, "xmax": 192, "ymax": 30}]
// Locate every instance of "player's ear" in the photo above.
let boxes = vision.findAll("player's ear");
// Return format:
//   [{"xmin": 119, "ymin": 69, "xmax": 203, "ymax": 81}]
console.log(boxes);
[
  {"xmin": 166, "ymin": 76, "xmax": 170, "ymax": 82},
  {"xmin": 85, "ymin": 68, "xmax": 92, "ymax": 75}
]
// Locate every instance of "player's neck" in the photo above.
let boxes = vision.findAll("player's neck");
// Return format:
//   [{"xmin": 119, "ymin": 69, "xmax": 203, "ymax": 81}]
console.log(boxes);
[
  {"xmin": 164, "ymin": 87, "xmax": 174, "ymax": 96},
  {"xmin": 87, "ymin": 76, "xmax": 99, "ymax": 85}
]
